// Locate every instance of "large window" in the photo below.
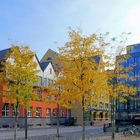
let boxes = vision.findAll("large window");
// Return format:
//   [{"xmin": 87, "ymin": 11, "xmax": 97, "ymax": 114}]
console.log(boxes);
[
  {"xmin": 44, "ymin": 78, "xmax": 47, "ymax": 86},
  {"xmin": 2, "ymin": 104, "xmax": 9, "ymax": 117},
  {"xmin": 36, "ymin": 107, "xmax": 42, "ymax": 117},
  {"xmin": 27, "ymin": 108, "xmax": 32, "ymax": 117},
  {"xmin": 60, "ymin": 109, "xmax": 65, "ymax": 117},
  {"xmin": 53, "ymin": 108, "xmax": 57, "ymax": 117},
  {"xmin": 46, "ymin": 108, "xmax": 51, "ymax": 117},
  {"xmin": 67, "ymin": 109, "xmax": 71, "ymax": 118},
  {"xmin": 12, "ymin": 107, "xmax": 19, "ymax": 117}
]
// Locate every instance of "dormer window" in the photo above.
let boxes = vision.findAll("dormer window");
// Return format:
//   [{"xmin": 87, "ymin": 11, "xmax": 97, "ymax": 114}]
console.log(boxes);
[{"xmin": 47, "ymin": 57, "xmax": 52, "ymax": 61}]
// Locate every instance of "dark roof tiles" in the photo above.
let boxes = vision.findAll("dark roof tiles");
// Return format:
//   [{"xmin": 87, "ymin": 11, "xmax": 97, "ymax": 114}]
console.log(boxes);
[
  {"xmin": 0, "ymin": 48, "xmax": 11, "ymax": 61},
  {"xmin": 40, "ymin": 61, "xmax": 50, "ymax": 71}
]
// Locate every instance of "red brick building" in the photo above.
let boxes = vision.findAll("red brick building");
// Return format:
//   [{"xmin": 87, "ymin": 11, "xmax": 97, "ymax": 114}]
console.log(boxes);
[{"xmin": 0, "ymin": 48, "xmax": 70, "ymax": 127}]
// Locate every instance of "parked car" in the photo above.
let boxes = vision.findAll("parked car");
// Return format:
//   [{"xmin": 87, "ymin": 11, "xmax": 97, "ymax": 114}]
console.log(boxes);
[{"xmin": 65, "ymin": 117, "xmax": 76, "ymax": 126}]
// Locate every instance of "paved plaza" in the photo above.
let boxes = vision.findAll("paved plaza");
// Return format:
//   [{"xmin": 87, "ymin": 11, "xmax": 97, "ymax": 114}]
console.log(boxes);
[{"xmin": 0, "ymin": 125, "xmax": 115, "ymax": 140}]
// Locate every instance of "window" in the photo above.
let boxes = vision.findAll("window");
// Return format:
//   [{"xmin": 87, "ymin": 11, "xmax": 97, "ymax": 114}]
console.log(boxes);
[
  {"xmin": 38, "ymin": 76, "xmax": 43, "ymax": 86},
  {"xmin": 46, "ymin": 95, "xmax": 50, "ymax": 100},
  {"xmin": 105, "ymin": 103, "xmax": 108, "ymax": 108},
  {"xmin": 36, "ymin": 107, "xmax": 41, "ymax": 117},
  {"xmin": 12, "ymin": 107, "xmax": 19, "ymax": 117},
  {"xmin": 93, "ymin": 112, "xmax": 96, "ymax": 120},
  {"xmin": 60, "ymin": 109, "xmax": 65, "ymax": 117},
  {"xmin": 99, "ymin": 102, "xmax": 103, "ymax": 108},
  {"xmin": 53, "ymin": 108, "xmax": 57, "ymax": 117},
  {"xmin": 67, "ymin": 109, "xmax": 71, "ymax": 118},
  {"xmin": 50, "ymin": 68, "xmax": 52, "ymax": 74},
  {"xmin": 46, "ymin": 108, "xmax": 51, "ymax": 117},
  {"xmin": 48, "ymin": 79, "xmax": 51, "ymax": 86},
  {"xmin": 48, "ymin": 79, "xmax": 54, "ymax": 86},
  {"xmin": 37, "ymin": 89, "xmax": 42, "ymax": 94},
  {"xmin": 54, "ymin": 95, "xmax": 57, "ymax": 100},
  {"xmin": 100, "ymin": 112, "xmax": 103, "ymax": 120},
  {"xmin": 27, "ymin": 108, "xmax": 32, "ymax": 117},
  {"xmin": 137, "ymin": 99, "xmax": 140, "ymax": 108},
  {"xmin": 105, "ymin": 113, "xmax": 108, "ymax": 120},
  {"xmin": 44, "ymin": 78, "xmax": 47, "ymax": 86},
  {"xmin": 2, "ymin": 104, "xmax": 9, "ymax": 117}
]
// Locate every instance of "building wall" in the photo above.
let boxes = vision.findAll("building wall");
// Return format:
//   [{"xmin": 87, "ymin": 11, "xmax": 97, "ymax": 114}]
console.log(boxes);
[
  {"xmin": 43, "ymin": 63, "xmax": 57, "ymax": 87},
  {"xmin": 71, "ymin": 101, "xmax": 83, "ymax": 125},
  {"xmin": 0, "ymin": 84, "xmax": 67, "ymax": 118},
  {"xmin": 33, "ymin": 56, "xmax": 43, "ymax": 77},
  {"xmin": 71, "ymin": 99, "xmax": 110, "ymax": 126},
  {"xmin": 116, "ymin": 44, "xmax": 140, "ymax": 125}
]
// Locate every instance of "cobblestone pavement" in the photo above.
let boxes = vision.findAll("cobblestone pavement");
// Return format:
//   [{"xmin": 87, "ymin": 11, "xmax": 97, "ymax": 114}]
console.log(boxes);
[
  {"xmin": 0, "ymin": 126, "xmax": 124, "ymax": 140},
  {"xmin": 0, "ymin": 126, "xmax": 104, "ymax": 140},
  {"xmin": 1, "ymin": 135, "xmax": 140, "ymax": 140}
]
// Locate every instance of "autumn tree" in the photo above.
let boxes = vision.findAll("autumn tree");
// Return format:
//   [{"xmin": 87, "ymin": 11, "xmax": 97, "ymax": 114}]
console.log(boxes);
[
  {"xmin": 46, "ymin": 68, "xmax": 71, "ymax": 137},
  {"xmin": 0, "ymin": 46, "xmax": 39, "ymax": 140},
  {"xmin": 57, "ymin": 30, "xmax": 110, "ymax": 140}
]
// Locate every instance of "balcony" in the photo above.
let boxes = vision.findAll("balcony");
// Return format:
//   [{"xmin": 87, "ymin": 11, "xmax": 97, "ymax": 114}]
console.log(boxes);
[{"xmin": 88, "ymin": 106, "xmax": 110, "ymax": 111}]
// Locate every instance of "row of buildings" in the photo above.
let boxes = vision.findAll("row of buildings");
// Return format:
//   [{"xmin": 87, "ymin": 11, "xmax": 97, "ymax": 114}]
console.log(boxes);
[
  {"xmin": 1, "ymin": 43, "xmax": 140, "ymax": 128},
  {"xmin": 0, "ymin": 48, "xmax": 70, "ymax": 127}
]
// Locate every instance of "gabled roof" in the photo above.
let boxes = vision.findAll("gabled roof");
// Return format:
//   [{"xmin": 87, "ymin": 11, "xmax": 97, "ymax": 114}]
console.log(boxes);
[
  {"xmin": 35, "ymin": 55, "xmax": 43, "ymax": 72},
  {"xmin": 40, "ymin": 61, "xmax": 50, "ymax": 72},
  {"xmin": 40, "ymin": 49, "xmax": 59, "ymax": 63},
  {"xmin": 40, "ymin": 49, "xmax": 61, "ymax": 73},
  {"xmin": 0, "ymin": 48, "xmax": 11, "ymax": 61},
  {"xmin": 0, "ymin": 48, "xmax": 43, "ymax": 73}
]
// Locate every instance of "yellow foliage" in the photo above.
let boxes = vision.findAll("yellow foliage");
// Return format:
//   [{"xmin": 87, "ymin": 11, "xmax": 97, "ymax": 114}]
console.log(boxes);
[{"xmin": 0, "ymin": 45, "xmax": 40, "ymax": 109}]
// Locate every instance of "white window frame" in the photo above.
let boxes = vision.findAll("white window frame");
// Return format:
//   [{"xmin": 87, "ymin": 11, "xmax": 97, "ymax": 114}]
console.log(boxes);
[
  {"xmin": 61, "ymin": 109, "xmax": 65, "ymax": 117},
  {"xmin": 27, "ymin": 108, "xmax": 32, "ymax": 117},
  {"xmin": 12, "ymin": 107, "xmax": 19, "ymax": 117},
  {"xmin": 46, "ymin": 108, "xmax": 51, "ymax": 117},
  {"xmin": 46, "ymin": 95, "xmax": 50, "ymax": 100},
  {"xmin": 53, "ymin": 108, "xmax": 57, "ymax": 117},
  {"xmin": 54, "ymin": 95, "xmax": 57, "ymax": 100},
  {"xmin": 36, "ymin": 107, "xmax": 41, "ymax": 117},
  {"xmin": 2, "ymin": 104, "xmax": 9, "ymax": 117}
]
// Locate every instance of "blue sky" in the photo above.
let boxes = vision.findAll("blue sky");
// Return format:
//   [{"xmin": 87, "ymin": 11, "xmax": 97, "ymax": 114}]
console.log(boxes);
[{"xmin": 0, "ymin": 0, "xmax": 140, "ymax": 59}]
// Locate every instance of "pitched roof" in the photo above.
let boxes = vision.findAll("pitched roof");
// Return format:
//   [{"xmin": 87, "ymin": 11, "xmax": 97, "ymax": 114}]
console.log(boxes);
[
  {"xmin": 40, "ymin": 61, "xmax": 50, "ymax": 71},
  {"xmin": 40, "ymin": 49, "xmax": 61, "ymax": 73},
  {"xmin": 0, "ymin": 48, "xmax": 11, "ymax": 61},
  {"xmin": 40, "ymin": 49, "xmax": 59, "ymax": 63}
]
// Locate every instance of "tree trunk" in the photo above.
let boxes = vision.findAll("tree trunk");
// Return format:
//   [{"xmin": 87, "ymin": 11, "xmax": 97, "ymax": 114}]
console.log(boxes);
[
  {"xmin": 82, "ymin": 96, "xmax": 85, "ymax": 140},
  {"xmin": 14, "ymin": 102, "xmax": 18, "ymax": 140},
  {"xmin": 56, "ymin": 103, "xmax": 60, "ymax": 137},
  {"xmin": 111, "ymin": 97, "xmax": 115, "ymax": 140},
  {"xmin": 25, "ymin": 110, "xmax": 28, "ymax": 139}
]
